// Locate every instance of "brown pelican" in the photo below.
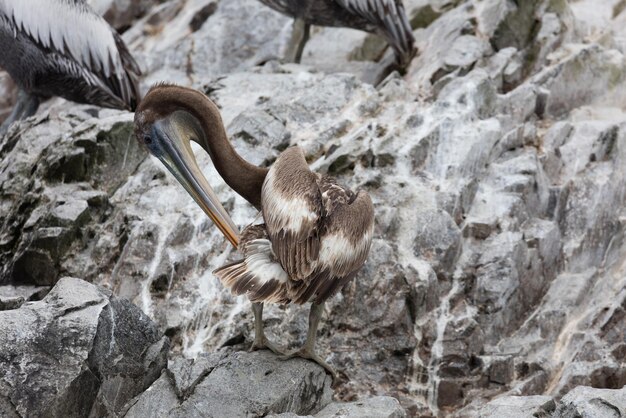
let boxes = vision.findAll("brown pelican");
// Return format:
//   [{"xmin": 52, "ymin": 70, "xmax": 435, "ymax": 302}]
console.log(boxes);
[
  {"xmin": 0, "ymin": 0, "xmax": 141, "ymax": 135},
  {"xmin": 134, "ymin": 84, "xmax": 375, "ymax": 378},
  {"xmin": 258, "ymin": 0, "xmax": 415, "ymax": 67}
]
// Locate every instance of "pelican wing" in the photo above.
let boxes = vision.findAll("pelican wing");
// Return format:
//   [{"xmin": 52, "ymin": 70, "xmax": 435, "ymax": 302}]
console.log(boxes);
[
  {"xmin": 257, "ymin": 0, "xmax": 291, "ymax": 15},
  {"xmin": 290, "ymin": 178, "xmax": 375, "ymax": 304},
  {"xmin": 0, "ymin": 0, "xmax": 141, "ymax": 109},
  {"xmin": 317, "ymin": 183, "xmax": 375, "ymax": 278},
  {"xmin": 213, "ymin": 225, "xmax": 290, "ymax": 304},
  {"xmin": 262, "ymin": 147, "xmax": 322, "ymax": 280},
  {"xmin": 335, "ymin": 0, "xmax": 415, "ymax": 63}
]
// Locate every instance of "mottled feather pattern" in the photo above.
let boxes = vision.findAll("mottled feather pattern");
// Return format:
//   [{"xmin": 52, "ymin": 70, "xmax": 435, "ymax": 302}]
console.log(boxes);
[
  {"xmin": 317, "ymin": 191, "xmax": 374, "ymax": 277},
  {"xmin": 0, "ymin": 0, "xmax": 140, "ymax": 109},
  {"xmin": 213, "ymin": 225, "xmax": 291, "ymax": 304},
  {"xmin": 262, "ymin": 147, "xmax": 322, "ymax": 280},
  {"xmin": 239, "ymin": 224, "xmax": 269, "ymax": 256},
  {"xmin": 216, "ymin": 146, "xmax": 374, "ymax": 305},
  {"xmin": 319, "ymin": 174, "xmax": 355, "ymax": 215}
]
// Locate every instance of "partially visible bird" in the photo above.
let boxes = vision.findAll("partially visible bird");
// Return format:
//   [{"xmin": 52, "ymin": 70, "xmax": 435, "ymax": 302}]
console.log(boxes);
[
  {"xmin": 0, "ymin": 0, "xmax": 141, "ymax": 135},
  {"xmin": 134, "ymin": 84, "xmax": 375, "ymax": 379},
  {"xmin": 257, "ymin": 0, "xmax": 415, "ymax": 67}
]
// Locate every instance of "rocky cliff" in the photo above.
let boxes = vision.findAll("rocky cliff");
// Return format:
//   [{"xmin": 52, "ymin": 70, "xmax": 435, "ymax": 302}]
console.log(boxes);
[{"xmin": 1, "ymin": 0, "xmax": 625, "ymax": 416}]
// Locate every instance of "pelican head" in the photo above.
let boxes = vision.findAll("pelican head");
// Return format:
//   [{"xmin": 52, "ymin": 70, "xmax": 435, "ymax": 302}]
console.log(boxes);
[{"xmin": 134, "ymin": 85, "xmax": 240, "ymax": 248}]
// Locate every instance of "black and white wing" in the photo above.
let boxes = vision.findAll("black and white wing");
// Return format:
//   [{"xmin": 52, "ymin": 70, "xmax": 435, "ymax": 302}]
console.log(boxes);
[
  {"xmin": 335, "ymin": 0, "xmax": 415, "ymax": 65},
  {"xmin": 0, "ymin": 0, "xmax": 141, "ymax": 109}
]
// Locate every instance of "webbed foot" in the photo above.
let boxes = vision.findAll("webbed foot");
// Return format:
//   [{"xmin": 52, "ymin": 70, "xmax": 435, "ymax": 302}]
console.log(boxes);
[{"xmin": 249, "ymin": 335, "xmax": 285, "ymax": 356}]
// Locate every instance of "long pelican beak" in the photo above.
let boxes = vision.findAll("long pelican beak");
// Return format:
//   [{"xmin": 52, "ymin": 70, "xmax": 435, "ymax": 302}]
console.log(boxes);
[{"xmin": 149, "ymin": 117, "xmax": 240, "ymax": 248}]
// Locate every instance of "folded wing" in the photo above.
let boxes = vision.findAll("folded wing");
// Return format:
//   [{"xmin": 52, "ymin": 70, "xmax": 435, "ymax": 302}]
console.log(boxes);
[
  {"xmin": 0, "ymin": 0, "xmax": 141, "ymax": 109},
  {"xmin": 262, "ymin": 147, "xmax": 323, "ymax": 280},
  {"xmin": 336, "ymin": 0, "xmax": 415, "ymax": 64}
]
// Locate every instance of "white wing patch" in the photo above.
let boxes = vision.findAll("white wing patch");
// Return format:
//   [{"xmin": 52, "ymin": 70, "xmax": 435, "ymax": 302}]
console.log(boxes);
[
  {"xmin": 213, "ymin": 238, "xmax": 289, "ymax": 304},
  {"xmin": 262, "ymin": 166, "xmax": 318, "ymax": 233},
  {"xmin": 1, "ymin": 0, "xmax": 123, "ymax": 79},
  {"xmin": 243, "ymin": 239, "xmax": 289, "ymax": 285},
  {"xmin": 318, "ymin": 225, "xmax": 373, "ymax": 277}
]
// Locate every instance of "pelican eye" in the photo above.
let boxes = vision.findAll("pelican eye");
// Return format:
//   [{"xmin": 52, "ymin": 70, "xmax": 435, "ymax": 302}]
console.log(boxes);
[{"xmin": 143, "ymin": 135, "xmax": 152, "ymax": 145}]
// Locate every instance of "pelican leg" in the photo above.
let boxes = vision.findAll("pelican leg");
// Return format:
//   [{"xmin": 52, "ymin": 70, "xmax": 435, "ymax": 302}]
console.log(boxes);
[
  {"xmin": 249, "ymin": 302, "xmax": 285, "ymax": 355},
  {"xmin": 0, "ymin": 90, "xmax": 40, "ymax": 137},
  {"xmin": 285, "ymin": 18, "xmax": 310, "ymax": 64},
  {"xmin": 280, "ymin": 302, "xmax": 337, "ymax": 382},
  {"xmin": 373, "ymin": 53, "xmax": 402, "ymax": 86}
]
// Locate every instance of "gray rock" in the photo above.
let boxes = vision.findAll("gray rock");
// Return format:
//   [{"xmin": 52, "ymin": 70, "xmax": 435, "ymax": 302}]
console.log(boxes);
[
  {"xmin": 49, "ymin": 200, "xmax": 90, "ymax": 226},
  {"xmin": 554, "ymin": 386, "xmax": 626, "ymax": 418},
  {"xmin": 315, "ymin": 396, "xmax": 406, "ymax": 418},
  {"xmin": 443, "ymin": 35, "xmax": 492, "ymax": 70},
  {"xmin": 0, "ymin": 285, "xmax": 49, "ymax": 310},
  {"xmin": 0, "ymin": 71, "xmax": 16, "ymax": 124},
  {"xmin": 503, "ymin": 55, "xmax": 523, "ymax": 87},
  {"xmin": 535, "ymin": 45, "xmax": 626, "ymax": 118},
  {"xmin": 412, "ymin": 208, "xmax": 461, "ymax": 278},
  {"xmin": 478, "ymin": 395, "xmax": 555, "ymax": 418},
  {"xmin": 125, "ymin": 350, "xmax": 332, "ymax": 417},
  {"xmin": 486, "ymin": 355, "xmax": 515, "ymax": 385},
  {"xmin": 0, "ymin": 114, "xmax": 143, "ymax": 286},
  {"xmin": 497, "ymin": 83, "xmax": 538, "ymax": 122},
  {"xmin": 167, "ymin": 351, "xmax": 230, "ymax": 398},
  {"xmin": 123, "ymin": 374, "xmax": 180, "ymax": 418},
  {"xmin": 88, "ymin": 0, "xmax": 161, "ymax": 30},
  {"xmin": 0, "ymin": 277, "xmax": 168, "ymax": 417},
  {"xmin": 478, "ymin": 0, "xmax": 568, "ymax": 51},
  {"xmin": 476, "ymin": 386, "xmax": 626, "ymax": 418},
  {"xmin": 268, "ymin": 413, "xmax": 307, "ymax": 418}
]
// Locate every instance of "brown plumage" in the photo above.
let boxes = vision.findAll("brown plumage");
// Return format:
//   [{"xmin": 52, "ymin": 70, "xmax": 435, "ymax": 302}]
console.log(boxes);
[
  {"xmin": 214, "ymin": 147, "xmax": 374, "ymax": 306},
  {"xmin": 134, "ymin": 84, "xmax": 375, "ymax": 379}
]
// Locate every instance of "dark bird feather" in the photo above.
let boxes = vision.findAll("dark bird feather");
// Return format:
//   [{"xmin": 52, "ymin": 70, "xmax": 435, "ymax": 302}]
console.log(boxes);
[
  {"xmin": 0, "ymin": 0, "xmax": 141, "ymax": 116},
  {"xmin": 257, "ymin": 0, "xmax": 415, "ymax": 66}
]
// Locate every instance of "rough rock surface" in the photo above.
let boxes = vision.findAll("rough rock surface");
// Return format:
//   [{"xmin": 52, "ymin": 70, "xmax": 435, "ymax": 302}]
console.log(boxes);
[
  {"xmin": 476, "ymin": 386, "xmax": 626, "ymax": 418},
  {"xmin": 475, "ymin": 395, "xmax": 556, "ymax": 418},
  {"xmin": 88, "ymin": 0, "xmax": 161, "ymax": 31},
  {"xmin": 266, "ymin": 396, "xmax": 407, "ymax": 418},
  {"xmin": 125, "ymin": 350, "xmax": 332, "ymax": 417},
  {"xmin": 1, "ymin": 0, "xmax": 626, "ymax": 417},
  {"xmin": 315, "ymin": 396, "xmax": 407, "ymax": 418},
  {"xmin": 0, "ymin": 277, "xmax": 168, "ymax": 417},
  {"xmin": 0, "ymin": 73, "xmax": 17, "ymax": 124},
  {"xmin": 0, "ymin": 284, "xmax": 49, "ymax": 310},
  {"xmin": 553, "ymin": 386, "xmax": 626, "ymax": 418}
]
